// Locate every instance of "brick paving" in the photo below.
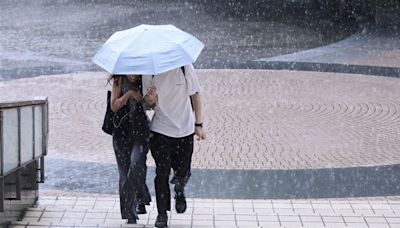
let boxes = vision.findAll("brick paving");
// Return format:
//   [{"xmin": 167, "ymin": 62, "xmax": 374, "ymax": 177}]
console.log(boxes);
[
  {"xmin": 2, "ymin": 3, "xmax": 400, "ymax": 226},
  {"xmin": 3, "ymin": 69, "xmax": 400, "ymax": 227},
  {"xmin": 1, "ymin": 70, "xmax": 400, "ymax": 169}
]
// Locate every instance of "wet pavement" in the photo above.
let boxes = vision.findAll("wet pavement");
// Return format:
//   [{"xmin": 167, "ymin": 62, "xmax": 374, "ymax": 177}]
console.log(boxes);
[
  {"xmin": 11, "ymin": 194, "xmax": 400, "ymax": 228},
  {"xmin": 2, "ymin": 1, "xmax": 400, "ymax": 227},
  {"xmin": 0, "ymin": 0, "xmax": 351, "ymax": 80},
  {"xmin": 43, "ymin": 158, "xmax": 400, "ymax": 199},
  {"xmin": 1, "ymin": 69, "xmax": 400, "ymax": 199},
  {"xmin": 2, "ymin": 71, "xmax": 400, "ymax": 170},
  {"xmin": 0, "ymin": 1, "xmax": 400, "ymax": 199}
]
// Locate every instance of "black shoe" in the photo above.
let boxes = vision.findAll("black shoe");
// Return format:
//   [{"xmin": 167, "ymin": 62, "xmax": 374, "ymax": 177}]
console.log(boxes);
[
  {"xmin": 137, "ymin": 204, "xmax": 147, "ymax": 214},
  {"xmin": 175, "ymin": 191, "xmax": 187, "ymax": 213},
  {"xmin": 155, "ymin": 213, "xmax": 168, "ymax": 228},
  {"xmin": 127, "ymin": 218, "xmax": 137, "ymax": 224}
]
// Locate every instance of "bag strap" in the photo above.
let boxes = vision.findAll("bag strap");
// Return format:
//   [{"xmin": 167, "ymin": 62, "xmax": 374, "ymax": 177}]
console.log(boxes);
[
  {"xmin": 112, "ymin": 77, "xmax": 135, "ymax": 128},
  {"xmin": 180, "ymin": 66, "xmax": 194, "ymax": 111},
  {"xmin": 149, "ymin": 67, "xmax": 193, "ymax": 111},
  {"xmin": 113, "ymin": 110, "xmax": 131, "ymax": 128}
]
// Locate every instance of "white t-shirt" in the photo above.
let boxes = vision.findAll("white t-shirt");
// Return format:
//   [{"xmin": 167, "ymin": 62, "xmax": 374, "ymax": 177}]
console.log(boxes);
[{"xmin": 142, "ymin": 65, "xmax": 201, "ymax": 138}]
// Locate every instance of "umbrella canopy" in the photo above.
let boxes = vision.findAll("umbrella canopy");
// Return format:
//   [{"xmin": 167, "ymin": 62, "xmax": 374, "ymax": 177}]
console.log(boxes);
[{"xmin": 92, "ymin": 24, "xmax": 204, "ymax": 75}]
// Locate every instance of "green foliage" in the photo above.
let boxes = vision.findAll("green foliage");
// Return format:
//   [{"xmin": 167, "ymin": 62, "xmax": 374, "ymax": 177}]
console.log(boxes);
[{"xmin": 376, "ymin": 0, "xmax": 400, "ymax": 8}]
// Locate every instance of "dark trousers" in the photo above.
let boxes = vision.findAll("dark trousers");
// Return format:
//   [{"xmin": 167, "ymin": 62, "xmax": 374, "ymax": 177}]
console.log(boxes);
[
  {"xmin": 113, "ymin": 138, "xmax": 151, "ymax": 219},
  {"xmin": 150, "ymin": 131, "xmax": 194, "ymax": 214}
]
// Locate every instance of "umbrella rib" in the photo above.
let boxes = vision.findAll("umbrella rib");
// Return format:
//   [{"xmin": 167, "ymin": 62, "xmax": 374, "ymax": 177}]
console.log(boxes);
[
  {"xmin": 111, "ymin": 29, "xmax": 148, "ymax": 74},
  {"xmin": 93, "ymin": 25, "xmax": 204, "ymax": 75},
  {"xmin": 176, "ymin": 42, "xmax": 195, "ymax": 64},
  {"xmin": 155, "ymin": 31, "xmax": 195, "ymax": 66}
]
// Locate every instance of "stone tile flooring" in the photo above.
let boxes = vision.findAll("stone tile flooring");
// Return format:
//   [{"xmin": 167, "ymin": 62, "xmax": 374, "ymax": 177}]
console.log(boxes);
[{"xmin": 9, "ymin": 194, "xmax": 400, "ymax": 227}]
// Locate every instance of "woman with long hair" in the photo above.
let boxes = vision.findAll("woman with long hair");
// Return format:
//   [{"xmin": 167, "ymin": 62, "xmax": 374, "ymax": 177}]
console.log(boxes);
[{"xmin": 110, "ymin": 74, "xmax": 154, "ymax": 224}]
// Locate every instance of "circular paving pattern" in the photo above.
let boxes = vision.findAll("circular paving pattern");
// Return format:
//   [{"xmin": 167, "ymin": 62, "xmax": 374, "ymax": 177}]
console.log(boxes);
[{"xmin": 1, "ymin": 70, "xmax": 400, "ymax": 170}]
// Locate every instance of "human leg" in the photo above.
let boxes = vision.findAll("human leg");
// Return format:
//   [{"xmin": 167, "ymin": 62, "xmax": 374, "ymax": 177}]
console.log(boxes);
[
  {"xmin": 150, "ymin": 132, "xmax": 173, "ymax": 228},
  {"xmin": 112, "ymin": 137, "xmax": 132, "ymax": 220},
  {"xmin": 170, "ymin": 134, "xmax": 194, "ymax": 213},
  {"xmin": 150, "ymin": 132, "xmax": 173, "ymax": 213},
  {"xmin": 128, "ymin": 142, "xmax": 151, "ymax": 214}
]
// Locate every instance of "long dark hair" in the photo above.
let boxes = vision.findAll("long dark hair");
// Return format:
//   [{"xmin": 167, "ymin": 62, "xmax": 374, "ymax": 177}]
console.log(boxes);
[
  {"xmin": 107, "ymin": 74, "xmax": 143, "ymax": 94},
  {"xmin": 107, "ymin": 74, "xmax": 125, "ymax": 86}
]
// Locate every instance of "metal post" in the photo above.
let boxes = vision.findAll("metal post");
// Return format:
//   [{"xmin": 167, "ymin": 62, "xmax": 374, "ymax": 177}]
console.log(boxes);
[
  {"xmin": 32, "ymin": 106, "xmax": 35, "ymax": 160},
  {"xmin": 39, "ymin": 157, "xmax": 45, "ymax": 183},
  {"xmin": 17, "ymin": 108, "xmax": 21, "ymax": 165},
  {"xmin": 15, "ymin": 108, "xmax": 22, "ymax": 200},
  {"xmin": 36, "ymin": 104, "xmax": 46, "ymax": 183},
  {"xmin": 41, "ymin": 102, "xmax": 47, "ymax": 182},
  {"xmin": 34, "ymin": 107, "xmax": 40, "ymax": 183},
  {"xmin": 0, "ymin": 110, "xmax": 3, "ymax": 177},
  {"xmin": 16, "ymin": 108, "xmax": 21, "ymax": 200},
  {"xmin": 43, "ymin": 102, "xmax": 48, "ymax": 156},
  {"xmin": 0, "ymin": 177, "xmax": 3, "ymax": 212},
  {"xmin": 16, "ymin": 170, "xmax": 21, "ymax": 200},
  {"xmin": 0, "ymin": 111, "xmax": 3, "ymax": 212}
]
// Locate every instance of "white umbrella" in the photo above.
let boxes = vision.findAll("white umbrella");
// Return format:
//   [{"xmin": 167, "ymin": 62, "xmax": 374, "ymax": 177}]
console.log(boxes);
[{"xmin": 92, "ymin": 24, "xmax": 204, "ymax": 75}]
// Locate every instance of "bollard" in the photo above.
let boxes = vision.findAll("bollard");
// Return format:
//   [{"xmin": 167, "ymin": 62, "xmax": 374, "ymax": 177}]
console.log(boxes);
[
  {"xmin": 0, "ymin": 178, "xmax": 3, "ymax": 212},
  {"xmin": 0, "ymin": 110, "xmax": 3, "ymax": 212}
]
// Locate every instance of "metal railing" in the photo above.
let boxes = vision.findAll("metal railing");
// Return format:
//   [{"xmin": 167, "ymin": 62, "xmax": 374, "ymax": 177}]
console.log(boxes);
[{"xmin": 0, "ymin": 97, "xmax": 48, "ymax": 212}]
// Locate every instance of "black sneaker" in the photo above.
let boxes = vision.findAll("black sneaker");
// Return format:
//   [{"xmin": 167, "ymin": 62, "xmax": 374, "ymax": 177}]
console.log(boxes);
[
  {"xmin": 155, "ymin": 213, "xmax": 168, "ymax": 228},
  {"xmin": 127, "ymin": 218, "xmax": 137, "ymax": 224},
  {"xmin": 137, "ymin": 204, "xmax": 147, "ymax": 214},
  {"xmin": 175, "ymin": 191, "xmax": 187, "ymax": 213}
]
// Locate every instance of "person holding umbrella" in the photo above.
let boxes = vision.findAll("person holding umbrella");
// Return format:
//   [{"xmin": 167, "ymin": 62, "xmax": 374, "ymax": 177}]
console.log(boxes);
[
  {"xmin": 143, "ymin": 64, "xmax": 206, "ymax": 228},
  {"xmin": 109, "ymin": 74, "xmax": 153, "ymax": 224},
  {"xmin": 93, "ymin": 24, "xmax": 206, "ymax": 228}
]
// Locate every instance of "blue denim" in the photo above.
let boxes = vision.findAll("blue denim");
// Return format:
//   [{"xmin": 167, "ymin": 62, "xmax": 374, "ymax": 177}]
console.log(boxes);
[{"xmin": 113, "ymin": 138, "xmax": 151, "ymax": 219}]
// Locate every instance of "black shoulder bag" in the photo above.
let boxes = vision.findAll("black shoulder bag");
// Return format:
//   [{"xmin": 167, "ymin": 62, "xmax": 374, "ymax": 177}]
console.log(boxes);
[
  {"xmin": 102, "ymin": 90, "xmax": 114, "ymax": 135},
  {"xmin": 102, "ymin": 90, "xmax": 132, "ymax": 135}
]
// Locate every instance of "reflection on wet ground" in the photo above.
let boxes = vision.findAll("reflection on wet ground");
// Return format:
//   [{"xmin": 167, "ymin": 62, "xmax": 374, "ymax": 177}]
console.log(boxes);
[
  {"xmin": 0, "ymin": 0, "xmax": 352, "ymax": 80},
  {"xmin": 45, "ymin": 158, "xmax": 400, "ymax": 199}
]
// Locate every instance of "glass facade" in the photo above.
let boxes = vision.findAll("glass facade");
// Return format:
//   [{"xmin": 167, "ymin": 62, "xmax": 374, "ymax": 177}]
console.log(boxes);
[
  {"xmin": 20, "ymin": 107, "xmax": 34, "ymax": 165},
  {"xmin": 34, "ymin": 106, "xmax": 43, "ymax": 158},
  {"xmin": 2, "ymin": 109, "xmax": 19, "ymax": 175},
  {"xmin": 0, "ymin": 99, "xmax": 48, "ymax": 225}
]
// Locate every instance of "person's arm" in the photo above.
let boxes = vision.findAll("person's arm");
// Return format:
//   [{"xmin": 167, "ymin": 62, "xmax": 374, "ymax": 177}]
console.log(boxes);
[
  {"xmin": 191, "ymin": 92, "xmax": 207, "ymax": 140},
  {"xmin": 143, "ymin": 77, "xmax": 158, "ymax": 109},
  {"xmin": 143, "ymin": 91, "xmax": 157, "ymax": 109},
  {"xmin": 111, "ymin": 77, "xmax": 142, "ymax": 112},
  {"xmin": 184, "ymin": 65, "xmax": 206, "ymax": 140}
]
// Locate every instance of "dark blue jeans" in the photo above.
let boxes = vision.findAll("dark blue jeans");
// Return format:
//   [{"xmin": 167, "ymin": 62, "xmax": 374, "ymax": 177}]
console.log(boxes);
[{"xmin": 113, "ymin": 138, "xmax": 151, "ymax": 219}]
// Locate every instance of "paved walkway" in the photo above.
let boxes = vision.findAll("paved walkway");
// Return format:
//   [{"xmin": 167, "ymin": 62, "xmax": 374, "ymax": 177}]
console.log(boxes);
[
  {"xmin": 2, "ymin": 38, "xmax": 400, "ymax": 226},
  {"xmin": 1, "ymin": 2, "xmax": 400, "ymax": 226},
  {"xmin": 1, "ymin": 70, "xmax": 400, "ymax": 169},
  {"xmin": 10, "ymin": 193, "xmax": 400, "ymax": 228}
]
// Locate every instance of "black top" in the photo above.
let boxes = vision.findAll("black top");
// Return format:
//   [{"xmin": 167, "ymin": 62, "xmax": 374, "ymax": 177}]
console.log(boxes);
[{"xmin": 113, "ymin": 76, "xmax": 150, "ymax": 144}]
